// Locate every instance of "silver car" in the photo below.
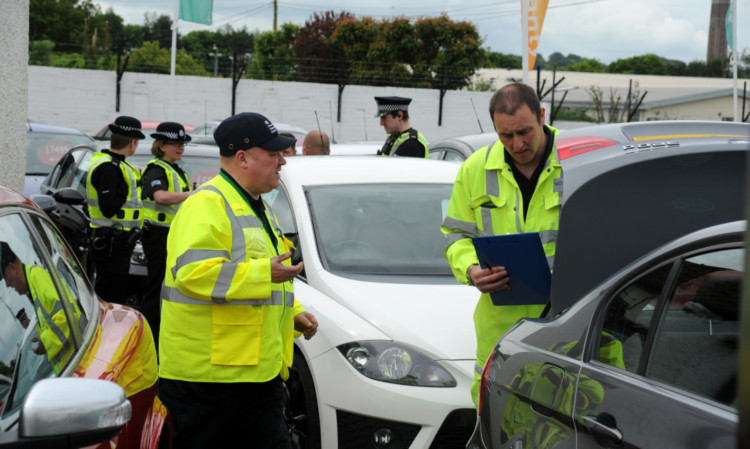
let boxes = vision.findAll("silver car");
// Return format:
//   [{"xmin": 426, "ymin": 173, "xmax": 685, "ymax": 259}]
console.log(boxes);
[{"xmin": 468, "ymin": 120, "xmax": 750, "ymax": 449}]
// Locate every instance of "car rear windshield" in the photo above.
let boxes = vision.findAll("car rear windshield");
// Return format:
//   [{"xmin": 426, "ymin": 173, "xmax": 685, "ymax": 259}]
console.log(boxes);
[
  {"xmin": 307, "ymin": 184, "xmax": 453, "ymax": 275},
  {"xmin": 26, "ymin": 133, "xmax": 93, "ymax": 176}
]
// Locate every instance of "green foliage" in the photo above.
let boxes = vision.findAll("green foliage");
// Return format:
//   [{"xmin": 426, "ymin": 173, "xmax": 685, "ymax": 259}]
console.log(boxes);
[
  {"xmin": 248, "ymin": 23, "xmax": 299, "ymax": 81},
  {"xmin": 29, "ymin": 0, "xmax": 101, "ymax": 51},
  {"xmin": 29, "ymin": 40, "xmax": 56, "ymax": 65},
  {"xmin": 482, "ymin": 52, "xmax": 521, "ymax": 69},
  {"xmin": 142, "ymin": 13, "xmax": 175, "ymax": 49},
  {"xmin": 51, "ymin": 53, "xmax": 87, "ymax": 68},
  {"xmin": 126, "ymin": 40, "xmax": 207, "ymax": 76},
  {"xmin": 554, "ymin": 108, "xmax": 595, "ymax": 122},
  {"xmin": 566, "ymin": 59, "xmax": 607, "ymax": 73},
  {"xmin": 293, "ymin": 11, "xmax": 354, "ymax": 83},
  {"xmin": 607, "ymin": 54, "xmax": 669, "ymax": 75}
]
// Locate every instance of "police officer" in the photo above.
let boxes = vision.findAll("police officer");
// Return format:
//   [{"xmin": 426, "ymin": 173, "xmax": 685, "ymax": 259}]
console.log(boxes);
[
  {"xmin": 140, "ymin": 122, "xmax": 192, "ymax": 346},
  {"xmin": 374, "ymin": 96, "xmax": 429, "ymax": 158},
  {"xmin": 86, "ymin": 115, "xmax": 144, "ymax": 305},
  {"xmin": 440, "ymin": 83, "xmax": 562, "ymax": 408},
  {"xmin": 158, "ymin": 112, "xmax": 319, "ymax": 449}
]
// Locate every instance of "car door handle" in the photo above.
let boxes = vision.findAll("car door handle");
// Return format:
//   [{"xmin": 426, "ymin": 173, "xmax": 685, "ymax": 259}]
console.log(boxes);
[{"xmin": 582, "ymin": 414, "xmax": 623, "ymax": 443}]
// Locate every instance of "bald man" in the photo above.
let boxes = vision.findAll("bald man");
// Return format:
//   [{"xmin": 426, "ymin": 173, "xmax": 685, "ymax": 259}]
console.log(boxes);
[{"xmin": 302, "ymin": 130, "xmax": 330, "ymax": 155}]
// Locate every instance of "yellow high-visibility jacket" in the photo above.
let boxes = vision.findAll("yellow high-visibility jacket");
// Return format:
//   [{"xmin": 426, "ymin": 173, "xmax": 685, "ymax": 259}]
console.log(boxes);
[
  {"xmin": 440, "ymin": 126, "xmax": 561, "ymax": 406},
  {"xmin": 86, "ymin": 152, "xmax": 143, "ymax": 231},
  {"xmin": 142, "ymin": 158, "xmax": 191, "ymax": 227},
  {"xmin": 159, "ymin": 172, "xmax": 304, "ymax": 383}
]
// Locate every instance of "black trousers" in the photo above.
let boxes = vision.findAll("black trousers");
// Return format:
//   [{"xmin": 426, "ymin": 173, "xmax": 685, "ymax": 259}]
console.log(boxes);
[
  {"xmin": 141, "ymin": 225, "xmax": 169, "ymax": 347},
  {"xmin": 90, "ymin": 236, "xmax": 133, "ymax": 305},
  {"xmin": 159, "ymin": 377, "xmax": 293, "ymax": 449}
]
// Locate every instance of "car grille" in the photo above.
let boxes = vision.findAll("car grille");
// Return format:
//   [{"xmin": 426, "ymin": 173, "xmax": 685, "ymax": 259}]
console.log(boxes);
[
  {"xmin": 335, "ymin": 408, "xmax": 476, "ymax": 449},
  {"xmin": 337, "ymin": 410, "xmax": 420, "ymax": 448},
  {"xmin": 429, "ymin": 409, "xmax": 476, "ymax": 449}
]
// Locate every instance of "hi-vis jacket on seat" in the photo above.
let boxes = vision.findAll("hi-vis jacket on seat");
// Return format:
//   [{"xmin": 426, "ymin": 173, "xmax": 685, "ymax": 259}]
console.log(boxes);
[
  {"xmin": 440, "ymin": 126, "xmax": 561, "ymax": 406},
  {"xmin": 159, "ymin": 173, "xmax": 305, "ymax": 383}
]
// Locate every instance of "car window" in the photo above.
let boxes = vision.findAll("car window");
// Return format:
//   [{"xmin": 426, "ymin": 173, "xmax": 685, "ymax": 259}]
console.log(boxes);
[
  {"xmin": 307, "ymin": 183, "xmax": 454, "ymax": 275},
  {"xmin": 598, "ymin": 246, "xmax": 742, "ymax": 406},
  {"xmin": 443, "ymin": 149, "xmax": 466, "ymax": 162},
  {"xmin": 55, "ymin": 148, "xmax": 93, "ymax": 195},
  {"xmin": 428, "ymin": 149, "xmax": 445, "ymax": 160},
  {"xmin": 265, "ymin": 188, "xmax": 295, "ymax": 235},
  {"xmin": 26, "ymin": 132, "xmax": 93, "ymax": 176}
]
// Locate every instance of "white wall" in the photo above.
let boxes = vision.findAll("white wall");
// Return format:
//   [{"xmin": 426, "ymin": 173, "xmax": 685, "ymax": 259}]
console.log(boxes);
[{"xmin": 28, "ymin": 66, "xmax": 498, "ymax": 143}]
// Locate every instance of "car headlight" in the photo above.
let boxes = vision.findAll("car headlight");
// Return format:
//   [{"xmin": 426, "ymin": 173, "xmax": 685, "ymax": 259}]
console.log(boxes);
[{"xmin": 337, "ymin": 341, "xmax": 457, "ymax": 387}]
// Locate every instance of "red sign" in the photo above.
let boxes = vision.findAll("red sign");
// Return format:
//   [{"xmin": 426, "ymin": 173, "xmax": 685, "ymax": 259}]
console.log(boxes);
[{"xmin": 36, "ymin": 141, "xmax": 74, "ymax": 166}]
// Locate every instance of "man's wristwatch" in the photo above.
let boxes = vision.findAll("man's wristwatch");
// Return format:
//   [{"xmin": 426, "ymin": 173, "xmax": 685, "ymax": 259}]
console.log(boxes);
[{"xmin": 466, "ymin": 264, "xmax": 479, "ymax": 286}]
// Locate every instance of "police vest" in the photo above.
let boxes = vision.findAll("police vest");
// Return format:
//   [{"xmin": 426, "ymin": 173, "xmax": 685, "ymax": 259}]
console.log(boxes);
[
  {"xmin": 440, "ymin": 126, "xmax": 561, "ymax": 406},
  {"xmin": 159, "ymin": 174, "xmax": 302, "ymax": 383},
  {"xmin": 381, "ymin": 129, "xmax": 429, "ymax": 158},
  {"xmin": 142, "ymin": 158, "xmax": 190, "ymax": 227},
  {"xmin": 26, "ymin": 264, "xmax": 80, "ymax": 375},
  {"xmin": 86, "ymin": 153, "xmax": 143, "ymax": 231}
]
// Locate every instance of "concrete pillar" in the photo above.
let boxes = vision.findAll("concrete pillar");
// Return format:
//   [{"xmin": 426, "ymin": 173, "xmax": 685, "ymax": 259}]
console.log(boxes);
[{"xmin": 0, "ymin": 0, "xmax": 29, "ymax": 193}]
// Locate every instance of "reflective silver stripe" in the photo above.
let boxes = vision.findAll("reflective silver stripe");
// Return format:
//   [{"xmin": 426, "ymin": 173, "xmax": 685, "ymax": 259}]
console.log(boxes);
[
  {"xmin": 35, "ymin": 302, "xmax": 71, "ymax": 358},
  {"xmin": 539, "ymin": 230, "xmax": 558, "ymax": 245},
  {"xmin": 481, "ymin": 206, "xmax": 493, "ymax": 235},
  {"xmin": 547, "ymin": 254, "xmax": 555, "ymax": 270},
  {"xmin": 163, "ymin": 285, "xmax": 292, "ymax": 306},
  {"xmin": 441, "ymin": 216, "xmax": 479, "ymax": 235},
  {"xmin": 144, "ymin": 201, "xmax": 178, "ymax": 215},
  {"xmin": 475, "ymin": 362, "xmax": 484, "ymax": 375},
  {"xmin": 211, "ymin": 262, "xmax": 237, "ymax": 302},
  {"xmin": 173, "ymin": 249, "xmax": 230, "ymax": 278},
  {"xmin": 484, "ymin": 166, "xmax": 500, "ymax": 197},
  {"xmin": 444, "ymin": 232, "xmax": 471, "ymax": 247},
  {"xmin": 90, "ymin": 217, "xmax": 141, "ymax": 228}
]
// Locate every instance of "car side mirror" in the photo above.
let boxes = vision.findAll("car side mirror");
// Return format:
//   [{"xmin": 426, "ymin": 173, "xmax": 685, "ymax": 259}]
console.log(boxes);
[
  {"xmin": 29, "ymin": 194, "xmax": 57, "ymax": 213},
  {"xmin": 0, "ymin": 378, "xmax": 131, "ymax": 447},
  {"xmin": 53, "ymin": 187, "xmax": 87, "ymax": 206}
]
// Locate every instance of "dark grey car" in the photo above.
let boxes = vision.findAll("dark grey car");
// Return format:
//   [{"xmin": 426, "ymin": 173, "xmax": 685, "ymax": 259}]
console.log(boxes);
[{"xmin": 468, "ymin": 120, "xmax": 750, "ymax": 449}]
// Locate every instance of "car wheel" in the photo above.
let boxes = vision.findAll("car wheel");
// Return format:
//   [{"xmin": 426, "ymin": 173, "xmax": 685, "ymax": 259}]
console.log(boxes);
[{"xmin": 284, "ymin": 349, "xmax": 321, "ymax": 449}]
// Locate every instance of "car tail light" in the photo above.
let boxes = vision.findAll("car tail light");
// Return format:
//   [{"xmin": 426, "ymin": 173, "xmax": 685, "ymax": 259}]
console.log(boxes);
[
  {"xmin": 556, "ymin": 136, "xmax": 618, "ymax": 160},
  {"xmin": 477, "ymin": 350, "xmax": 495, "ymax": 414}
]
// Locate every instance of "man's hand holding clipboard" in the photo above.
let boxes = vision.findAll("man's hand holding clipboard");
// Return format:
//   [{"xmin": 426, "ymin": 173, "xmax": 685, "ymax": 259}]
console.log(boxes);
[{"xmin": 470, "ymin": 233, "xmax": 551, "ymax": 306}]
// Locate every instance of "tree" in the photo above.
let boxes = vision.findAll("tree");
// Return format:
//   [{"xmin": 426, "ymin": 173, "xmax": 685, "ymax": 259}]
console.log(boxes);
[
  {"xmin": 567, "ymin": 59, "xmax": 607, "ymax": 73},
  {"xmin": 142, "ymin": 13, "xmax": 175, "ymax": 50},
  {"xmin": 248, "ymin": 24, "xmax": 298, "ymax": 81},
  {"xmin": 607, "ymin": 54, "xmax": 669, "ymax": 75},
  {"xmin": 128, "ymin": 40, "xmax": 207, "ymax": 75},
  {"xmin": 293, "ymin": 11, "xmax": 354, "ymax": 83},
  {"xmin": 482, "ymin": 52, "xmax": 521, "ymax": 69},
  {"xmin": 30, "ymin": 0, "xmax": 101, "ymax": 52}
]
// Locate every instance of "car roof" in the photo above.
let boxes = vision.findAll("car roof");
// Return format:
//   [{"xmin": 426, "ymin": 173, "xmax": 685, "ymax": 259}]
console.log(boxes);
[
  {"xmin": 0, "ymin": 185, "xmax": 37, "ymax": 207},
  {"xmin": 279, "ymin": 156, "xmax": 459, "ymax": 188},
  {"xmin": 550, "ymin": 120, "xmax": 750, "ymax": 315},
  {"xmin": 26, "ymin": 121, "xmax": 90, "ymax": 136},
  {"xmin": 429, "ymin": 132, "xmax": 497, "ymax": 150}
]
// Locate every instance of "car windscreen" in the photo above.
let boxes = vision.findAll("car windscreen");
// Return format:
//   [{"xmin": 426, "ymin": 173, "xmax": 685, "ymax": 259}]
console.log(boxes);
[
  {"xmin": 307, "ymin": 183, "xmax": 453, "ymax": 275},
  {"xmin": 26, "ymin": 133, "xmax": 93, "ymax": 176},
  {"xmin": 129, "ymin": 154, "xmax": 220, "ymax": 190}
]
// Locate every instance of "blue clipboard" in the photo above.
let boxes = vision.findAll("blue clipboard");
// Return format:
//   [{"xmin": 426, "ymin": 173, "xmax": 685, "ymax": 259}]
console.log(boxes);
[{"xmin": 471, "ymin": 233, "xmax": 551, "ymax": 306}]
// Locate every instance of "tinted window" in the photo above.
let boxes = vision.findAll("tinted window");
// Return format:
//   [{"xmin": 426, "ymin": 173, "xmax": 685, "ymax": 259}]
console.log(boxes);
[
  {"xmin": 27, "ymin": 132, "xmax": 93, "ymax": 176},
  {"xmin": 0, "ymin": 211, "xmax": 91, "ymax": 426},
  {"xmin": 599, "ymin": 246, "xmax": 742, "ymax": 406}
]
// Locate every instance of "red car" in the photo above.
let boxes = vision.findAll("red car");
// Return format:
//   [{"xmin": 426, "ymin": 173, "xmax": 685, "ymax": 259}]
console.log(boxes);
[{"xmin": 0, "ymin": 186, "xmax": 170, "ymax": 448}]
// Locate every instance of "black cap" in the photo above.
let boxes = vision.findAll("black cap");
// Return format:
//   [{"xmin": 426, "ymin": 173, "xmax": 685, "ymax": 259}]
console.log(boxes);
[
  {"xmin": 213, "ymin": 112, "xmax": 295, "ymax": 156},
  {"xmin": 108, "ymin": 116, "xmax": 146, "ymax": 139},
  {"xmin": 374, "ymin": 96, "xmax": 412, "ymax": 117},
  {"xmin": 0, "ymin": 241, "xmax": 17, "ymax": 281},
  {"xmin": 151, "ymin": 122, "xmax": 192, "ymax": 142}
]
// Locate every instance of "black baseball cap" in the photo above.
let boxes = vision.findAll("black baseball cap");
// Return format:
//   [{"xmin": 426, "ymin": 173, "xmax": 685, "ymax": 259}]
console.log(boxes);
[{"xmin": 213, "ymin": 112, "xmax": 296, "ymax": 156}]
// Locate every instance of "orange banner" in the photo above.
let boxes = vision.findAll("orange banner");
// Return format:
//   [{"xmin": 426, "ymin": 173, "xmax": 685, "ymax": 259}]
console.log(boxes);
[{"xmin": 525, "ymin": 0, "xmax": 549, "ymax": 71}]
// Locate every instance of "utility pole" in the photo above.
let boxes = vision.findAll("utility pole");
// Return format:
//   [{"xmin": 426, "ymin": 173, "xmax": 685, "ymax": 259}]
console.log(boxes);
[
  {"xmin": 273, "ymin": 0, "xmax": 278, "ymax": 31},
  {"xmin": 208, "ymin": 44, "xmax": 222, "ymax": 76}
]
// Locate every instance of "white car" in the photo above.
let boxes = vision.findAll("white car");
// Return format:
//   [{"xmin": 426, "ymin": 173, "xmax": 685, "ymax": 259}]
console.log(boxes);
[{"xmin": 266, "ymin": 156, "xmax": 479, "ymax": 449}]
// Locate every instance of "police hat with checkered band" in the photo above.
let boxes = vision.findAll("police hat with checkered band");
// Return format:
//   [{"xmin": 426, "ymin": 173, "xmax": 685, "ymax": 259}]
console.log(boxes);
[
  {"xmin": 108, "ymin": 116, "xmax": 146, "ymax": 139},
  {"xmin": 374, "ymin": 96, "xmax": 412, "ymax": 117},
  {"xmin": 151, "ymin": 122, "xmax": 192, "ymax": 143}
]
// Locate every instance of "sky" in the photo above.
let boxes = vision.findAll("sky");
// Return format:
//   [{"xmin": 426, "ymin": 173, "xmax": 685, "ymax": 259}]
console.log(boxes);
[{"xmin": 93, "ymin": 0, "xmax": 750, "ymax": 65}]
